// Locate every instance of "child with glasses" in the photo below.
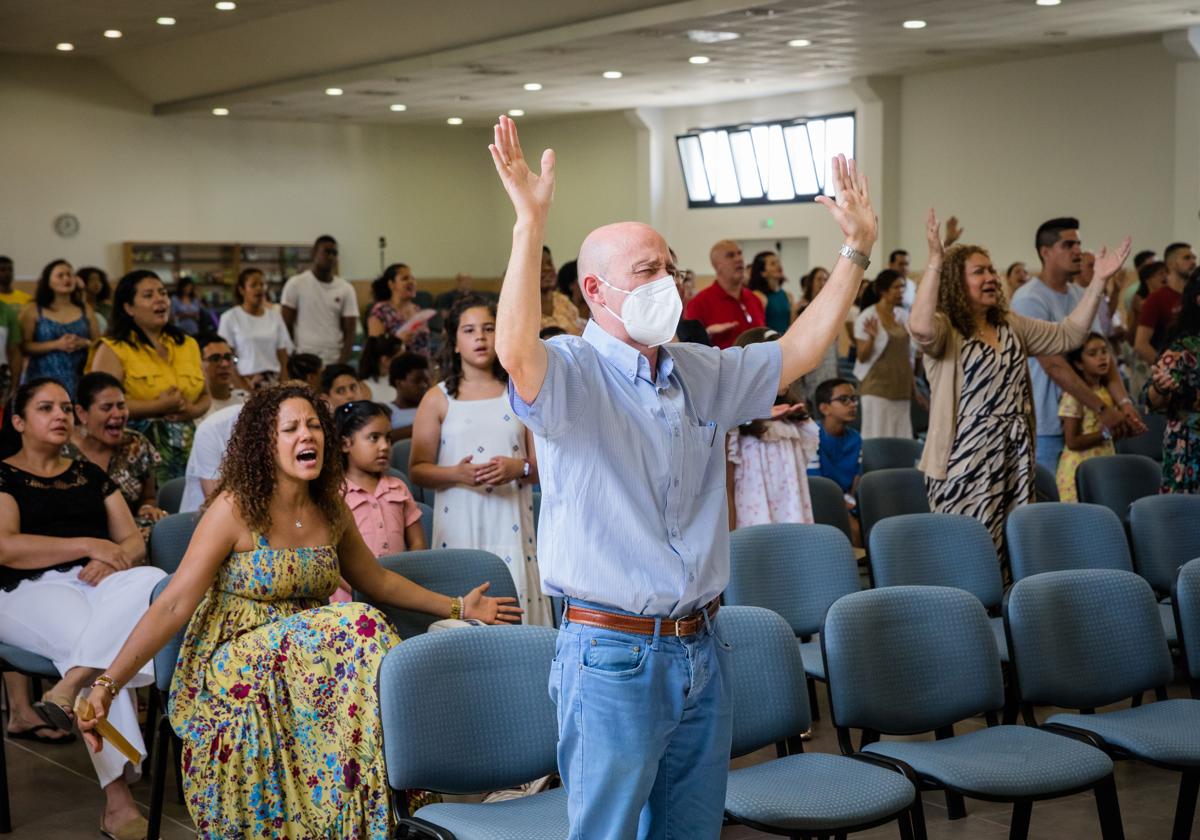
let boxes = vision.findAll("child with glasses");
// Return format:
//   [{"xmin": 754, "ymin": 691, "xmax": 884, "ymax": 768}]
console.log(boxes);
[{"xmin": 807, "ymin": 377, "xmax": 864, "ymax": 545}]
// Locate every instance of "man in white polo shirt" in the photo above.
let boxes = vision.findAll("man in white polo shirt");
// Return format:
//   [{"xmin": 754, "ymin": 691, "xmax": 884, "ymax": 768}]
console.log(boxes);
[
  {"xmin": 179, "ymin": 403, "xmax": 242, "ymax": 512},
  {"xmin": 281, "ymin": 235, "xmax": 358, "ymax": 364}
]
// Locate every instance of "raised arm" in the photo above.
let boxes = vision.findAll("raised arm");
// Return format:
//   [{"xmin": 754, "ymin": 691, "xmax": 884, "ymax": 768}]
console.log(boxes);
[
  {"xmin": 777, "ymin": 155, "xmax": 877, "ymax": 388},
  {"xmin": 1064, "ymin": 238, "xmax": 1131, "ymax": 335},
  {"xmin": 490, "ymin": 115, "xmax": 556, "ymax": 403},
  {"xmin": 908, "ymin": 208, "xmax": 946, "ymax": 347}
]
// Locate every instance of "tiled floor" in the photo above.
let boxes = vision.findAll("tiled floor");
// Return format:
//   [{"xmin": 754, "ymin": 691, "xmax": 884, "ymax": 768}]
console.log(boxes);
[{"xmin": 3, "ymin": 685, "xmax": 1197, "ymax": 839}]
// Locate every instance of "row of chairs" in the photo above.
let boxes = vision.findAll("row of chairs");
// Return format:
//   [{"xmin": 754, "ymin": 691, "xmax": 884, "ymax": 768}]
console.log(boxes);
[{"xmin": 379, "ymin": 559, "xmax": 1200, "ymax": 840}]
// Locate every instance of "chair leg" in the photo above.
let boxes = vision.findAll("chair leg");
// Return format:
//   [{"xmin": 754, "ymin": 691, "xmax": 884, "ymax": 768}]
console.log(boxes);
[
  {"xmin": 1009, "ymin": 800, "xmax": 1031, "ymax": 840},
  {"xmin": 945, "ymin": 791, "xmax": 966, "ymax": 820},
  {"xmin": 909, "ymin": 791, "xmax": 928, "ymax": 840},
  {"xmin": 172, "ymin": 733, "xmax": 185, "ymax": 804},
  {"xmin": 1093, "ymin": 774, "xmax": 1126, "ymax": 840},
  {"xmin": 1172, "ymin": 772, "xmax": 1199, "ymax": 840},
  {"xmin": 142, "ymin": 689, "xmax": 158, "ymax": 770},
  {"xmin": 807, "ymin": 677, "xmax": 821, "ymax": 722},
  {"xmin": 0, "ymin": 720, "xmax": 10, "ymax": 834},
  {"xmin": 897, "ymin": 809, "xmax": 915, "ymax": 840},
  {"xmin": 147, "ymin": 715, "xmax": 171, "ymax": 840}
]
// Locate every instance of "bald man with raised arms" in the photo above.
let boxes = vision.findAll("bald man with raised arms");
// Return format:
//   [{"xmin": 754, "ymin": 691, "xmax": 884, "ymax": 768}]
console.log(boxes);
[{"xmin": 488, "ymin": 115, "xmax": 878, "ymax": 840}]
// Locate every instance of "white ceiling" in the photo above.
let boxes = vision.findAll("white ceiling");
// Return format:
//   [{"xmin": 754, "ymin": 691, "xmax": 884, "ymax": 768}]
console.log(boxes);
[{"xmin": 5, "ymin": 0, "xmax": 1200, "ymax": 125}]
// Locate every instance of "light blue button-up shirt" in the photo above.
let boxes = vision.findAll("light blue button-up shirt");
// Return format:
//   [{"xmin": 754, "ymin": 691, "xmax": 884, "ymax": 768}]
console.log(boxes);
[{"xmin": 511, "ymin": 320, "xmax": 781, "ymax": 618}]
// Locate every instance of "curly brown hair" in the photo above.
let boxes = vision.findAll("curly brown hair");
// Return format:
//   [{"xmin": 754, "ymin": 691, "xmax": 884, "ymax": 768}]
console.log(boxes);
[
  {"xmin": 939, "ymin": 244, "xmax": 1009, "ymax": 338},
  {"xmin": 211, "ymin": 382, "xmax": 347, "ymax": 539}
]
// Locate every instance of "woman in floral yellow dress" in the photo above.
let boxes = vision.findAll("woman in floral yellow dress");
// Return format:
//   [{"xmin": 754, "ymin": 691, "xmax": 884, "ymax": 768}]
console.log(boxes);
[{"xmin": 79, "ymin": 383, "xmax": 522, "ymax": 839}]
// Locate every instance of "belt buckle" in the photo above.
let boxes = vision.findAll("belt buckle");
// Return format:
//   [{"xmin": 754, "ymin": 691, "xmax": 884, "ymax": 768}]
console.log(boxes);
[{"xmin": 674, "ymin": 618, "xmax": 683, "ymax": 638}]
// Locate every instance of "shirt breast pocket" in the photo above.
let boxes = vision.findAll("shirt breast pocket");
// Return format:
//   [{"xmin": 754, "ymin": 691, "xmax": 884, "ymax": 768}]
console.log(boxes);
[
  {"xmin": 124, "ymin": 371, "xmax": 168, "ymax": 402},
  {"xmin": 684, "ymin": 421, "xmax": 725, "ymax": 495}
]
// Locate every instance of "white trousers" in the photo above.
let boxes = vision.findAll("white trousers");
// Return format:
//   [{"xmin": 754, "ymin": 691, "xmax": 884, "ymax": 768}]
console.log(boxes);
[
  {"xmin": 0, "ymin": 566, "xmax": 165, "ymax": 787},
  {"xmin": 860, "ymin": 395, "xmax": 913, "ymax": 441}
]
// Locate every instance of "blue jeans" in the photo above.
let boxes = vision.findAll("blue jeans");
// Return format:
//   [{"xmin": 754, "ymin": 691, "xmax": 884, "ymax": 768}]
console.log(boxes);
[
  {"xmin": 1036, "ymin": 434, "xmax": 1064, "ymax": 474},
  {"xmin": 550, "ymin": 601, "xmax": 733, "ymax": 840}
]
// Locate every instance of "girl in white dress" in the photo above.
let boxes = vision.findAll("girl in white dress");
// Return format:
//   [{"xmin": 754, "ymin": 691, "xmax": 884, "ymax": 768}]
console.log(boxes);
[{"xmin": 409, "ymin": 296, "xmax": 551, "ymax": 626}]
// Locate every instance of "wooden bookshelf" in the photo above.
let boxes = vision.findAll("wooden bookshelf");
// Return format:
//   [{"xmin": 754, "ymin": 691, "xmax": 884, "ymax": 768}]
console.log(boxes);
[{"xmin": 123, "ymin": 241, "xmax": 309, "ymax": 309}]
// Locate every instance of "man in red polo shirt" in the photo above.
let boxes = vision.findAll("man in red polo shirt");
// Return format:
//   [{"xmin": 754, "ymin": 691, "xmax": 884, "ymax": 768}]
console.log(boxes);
[{"xmin": 684, "ymin": 239, "xmax": 765, "ymax": 348}]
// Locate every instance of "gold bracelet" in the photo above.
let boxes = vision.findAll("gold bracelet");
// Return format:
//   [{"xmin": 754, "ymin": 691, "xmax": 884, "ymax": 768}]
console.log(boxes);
[
  {"xmin": 449, "ymin": 596, "xmax": 463, "ymax": 621},
  {"xmin": 92, "ymin": 674, "xmax": 120, "ymax": 699}
]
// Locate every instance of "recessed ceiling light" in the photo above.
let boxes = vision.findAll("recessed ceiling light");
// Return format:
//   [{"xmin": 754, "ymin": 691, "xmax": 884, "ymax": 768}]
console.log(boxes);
[
  {"xmin": 902, "ymin": 19, "xmax": 927, "ymax": 29},
  {"xmin": 688, "ymin": 55, "xmax": 711, "ymax": 64},
  {"xmin": 156, "ymin": 16, "xmax": 176, "ymax": 25},
  {"xmin": 215, "ymin": 1, "xmax": 236, "ymax": 10},
  {"xmin": 389, "ymin": 103, "xmax": 407, "ymax": 112},
  {"xmin": 325, "ymin": 87, "xmax": 344, "ymax": 96},
  {"xmin": 56, "ymin": 42, "xmax": 75, "ymax": 51},
  {"xmin": 685, "ymin": 30, "xmax": 741, "ymax": 44},
  {"xmin": 447, "ymin": 117, "xmax": 463, "ymax": 125},
  {"xmin": 788, "ymin": 38, "xmax": 812, "ymax": 47},
  {"xmin": 523, "ymin": 82, "xmax": 543, "ymax": 91},
  {"xmin": 212, "ymin": 107, "xmax": 229, "ymax": 116},
  {"xmin": 508, "ymin": 109, "xmax": 525, "ymax": 117},
  {"xmin": 1036, "ymin": 0, "xmax": 1062, "ymax": 5},
  {"xmin": 104, "ymin": 29, "xmax": 123, "ymax": 39},
  {"xmin": 602, "ymin": 70, "xmax": 623, "ymax": 79}
]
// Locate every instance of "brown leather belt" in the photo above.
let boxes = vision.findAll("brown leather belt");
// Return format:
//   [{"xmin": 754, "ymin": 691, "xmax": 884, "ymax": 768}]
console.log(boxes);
[{"xmin": 564, "ymin": 599, "xmax": 720, "ymax": 637}]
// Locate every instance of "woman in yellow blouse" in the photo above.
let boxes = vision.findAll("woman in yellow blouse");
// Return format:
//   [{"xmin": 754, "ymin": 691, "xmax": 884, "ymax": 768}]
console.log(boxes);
[{"xmin": 89, "ymin": 271, "xmax": 209, "ymax": 484}]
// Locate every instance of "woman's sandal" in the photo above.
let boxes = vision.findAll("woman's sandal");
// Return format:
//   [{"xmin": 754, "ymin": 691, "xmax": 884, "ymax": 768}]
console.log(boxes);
[
  {"xmin": 6, "ymin": 723, "xmax": 76, "ymax": 745},
  {"xmin": 32, "ymin": 691, "xmax": 77, "ymax": 733},
  {"xmin": 99, "ymin": 814, "xmax": 148, "ymax": 840}
]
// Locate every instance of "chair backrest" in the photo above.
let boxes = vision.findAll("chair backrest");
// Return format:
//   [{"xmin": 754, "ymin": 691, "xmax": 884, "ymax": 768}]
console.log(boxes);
[
  {"xmin": 869, "ymin": 513, "xmax": 1003, "ymax": 611},
  {"xmin": 1033, "ymin": 463, "xmax": 1059, "ymax": 503},
  {"xmin": 722, "ymin": 607, "xmax": 811, "ymax": 758},
  {"xmin": 1115, "ymin": 412, "xmax": 1167, "ymax": 461},
  {"xmin": 857, "ymin": 468, "xmax": 930, "ymax": 542},
  {"xmin": 149, "ymin": 575, "xmax": 188, "ymax": 694},
  {"xmin": 415, "ymin": 502, "xmax": 433, "ymax": 547},
  {"xmin": 823, "ymin": 586, "xmax": 1004, "ymax": 735},
  {"xmin": 807, "ymin": 475, "xmax": 853, "ymax": 540},
  {"xmin": 1007, "ymin": 503, "xmax": 1132, "ymax": 583},
  {"xmin": 1130, "ymin": 495, "xmax": 1200, "ymax": 594},
  {"xmin": 379, "ymin": 625, "xmax": 558, "ymax": 793},
  {"xmin": 862, "ymin": 437, "xmax": 924, "ymax": 474},
  {"xmin": 726, "ymin": 523, "xmax": 859, "ymax": 637},
  {"xmin": 1005, "ymin": 569, "xmax": 1173, "ymax": 709},
  {"xmin": 149, "ymin": 513, "xmax": 199, "ymax": 573},
  {"xmin": 362, "ymin": 550, "xmax": 518, "ymax": 640},
  {"xmin": 1175, "ymin": 558, "xmax": 1200, "ymax": 688},
  {"xmin": 156, "ymin": 476, "xmax": 186, "ymax": 514},
  {"xmin": 389, "ymin": 439, "xmax": 412, "ymax": 474},
  {"xmin": 1075, "ymin": 454, "xmax": 1162, "ymax": 522}
]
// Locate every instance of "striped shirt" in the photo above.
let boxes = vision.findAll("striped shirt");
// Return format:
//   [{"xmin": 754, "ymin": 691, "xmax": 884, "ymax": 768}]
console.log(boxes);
[{"xmin": 510, "ymin": 320, "xmax": 781, "ymax": 618}]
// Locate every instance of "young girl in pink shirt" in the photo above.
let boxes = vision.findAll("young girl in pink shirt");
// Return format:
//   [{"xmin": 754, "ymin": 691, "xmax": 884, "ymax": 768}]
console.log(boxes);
[{"xmin": 333, "ymin": 400, "xmax": 426, "ymax": 602}]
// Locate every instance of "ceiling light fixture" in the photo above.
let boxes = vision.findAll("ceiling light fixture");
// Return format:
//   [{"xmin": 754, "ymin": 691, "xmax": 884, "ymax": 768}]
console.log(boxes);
[
  {"xmin": 685, "ymin": 30, "xmax": 741, "ymax": 44},
  {"xmin": 1035, "ymin": 0, "xmax": 1062, "ymax": 5},
  {"xmin": 508, "ymin": 109, "xmax": 525, "ymax": 117},
  {"xmin": 447, "ymin": 117, "xmax": 463, "ymax": 125},
  {"xmin": 56, "ymin": 42, "xmax": 75, "ymax": 51},
  {"xmin": 104, "ymin": 29, "xmax": 123, "ymax": 38},
  {"xmin": 688, "ymin": 55, "xmax": 711, "ymax": 64},
  {"xmin": 788, "ymin": 38, "xmax": 812, "ymax": 47},
  {"xmin": 325, "ymin": 87, "xmax": 344, "ymax": 96},
  {"xmin": 523, "ymin": 82, "xmax": 543, "ymax": 91},
  {"xmin": 602, "ymin": 70, "xmax": 623, "ymax": 79},
  {"xmin": 156, "ymin": 16, "xmax": 176, "ymax": 25},
  {"xmin": 902, "ymin": 19, "xmax": 927, "ymax": 29},
  {"xmin": 389, "ymin": 104, "xmax": 407, "ymax": 112},
  {"xmin": 215, "ymin": 1, "xmax": 237, "ymax": 10},
  {"xmin": 212, "ymin": 107, "xmax": 229, "ymax": 116}
]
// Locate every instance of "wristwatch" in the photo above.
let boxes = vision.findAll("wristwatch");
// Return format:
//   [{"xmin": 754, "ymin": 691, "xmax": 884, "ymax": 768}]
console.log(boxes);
[
  {"xmin": 839, "ymin": 244, "xmax": 871, "ymax": 270},
  {"xmin": 522, "ymin": 460, "xmax": 531, "ymax": 478},
  {"xmin": 1101, "ymin": 427, "xmax": 1113, "ymax": 441}
]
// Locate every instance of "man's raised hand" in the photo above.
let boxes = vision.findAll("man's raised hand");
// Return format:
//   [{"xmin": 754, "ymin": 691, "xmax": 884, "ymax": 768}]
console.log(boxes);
[
  {"xmin": 814, "ymin": 154, "xmax": 877, "ymax": 253},
  {"xmin": 489, "ymin": 115, "xmax": 555, "ymax": 224}
]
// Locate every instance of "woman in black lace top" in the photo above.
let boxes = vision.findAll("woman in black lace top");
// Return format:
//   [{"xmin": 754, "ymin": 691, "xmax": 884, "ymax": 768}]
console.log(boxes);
[{"xmin": 0, "ymin": 377, "xmax": 164, "ymax": 840}]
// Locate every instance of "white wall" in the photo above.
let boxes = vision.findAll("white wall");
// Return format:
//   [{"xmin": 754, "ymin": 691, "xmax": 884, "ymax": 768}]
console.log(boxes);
[
  {"xmin": 0, "ymin": 54, "xmax": 506, "ymax": 283},
  {"xmin": 897, "ymin": 42, "xmax": 1181, "ymax": 271}
]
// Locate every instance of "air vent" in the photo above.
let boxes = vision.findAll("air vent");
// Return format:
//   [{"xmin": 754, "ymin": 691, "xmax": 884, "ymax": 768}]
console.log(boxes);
[
  {"xmin": 359, "ymin": 89, "xmax": 401, "ymax": 97},
  {"xmin": 465, "ymin": 64, "xmax": 517, "ymax": 76}
]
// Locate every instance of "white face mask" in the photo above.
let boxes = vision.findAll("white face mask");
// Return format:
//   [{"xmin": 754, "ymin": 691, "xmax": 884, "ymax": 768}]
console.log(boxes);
[{"xmin": 596, "ymin": 274, "xmax": 683, "ymax": 347}]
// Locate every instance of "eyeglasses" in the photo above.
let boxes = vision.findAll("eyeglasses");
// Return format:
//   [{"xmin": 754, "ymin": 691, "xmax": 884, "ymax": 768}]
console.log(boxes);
[
  {"xmin": 830, "ymin": 395, "xmax": 859, "ymax": 405},
  {"xmin": 203, "ymin": 353, "xmax": 238, "ymax": 364}
]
